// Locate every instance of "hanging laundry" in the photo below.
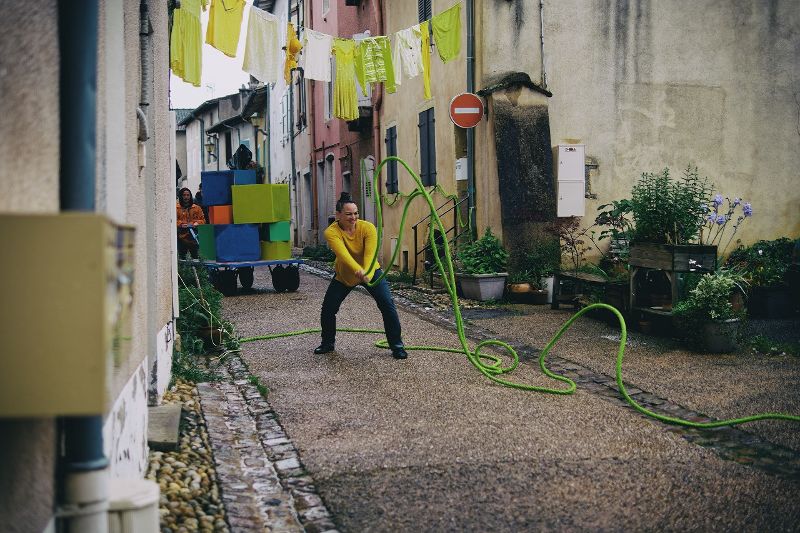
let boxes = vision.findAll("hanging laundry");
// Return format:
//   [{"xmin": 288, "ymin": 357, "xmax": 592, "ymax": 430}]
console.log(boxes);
[
  {"xmin": 332, "ymin": 38, "xmax": 359, "ymax": 121},
  {"xmin": 300, "ymin": 29, "xmax": 334, "ymax": 82},
  {"xmin": 242, "ymin": 7, "xmax": 280, "ymax": 83},
  {"xmin": 170, "ymin": 0, "xmax": 207, "ymax": 87},
  {"xmin": 431, "ymin": 2, "xmax": 462, "ymax": 63},
  {"xmin": 355, "ymin": 36, "xmax": 396, "ymax": 94},
  {"xmin": 392, "ymin": 25, "xmax": 424, "ymax": 85},
  {"xmin": 205, "ymin": 0, "xmax": 246, "ymax": 58},
  {"xmin": 419, "ymin": 21, "xmax": 432, "ymax": 99},
  {"xmin": 284, "ymin": 23, "xmax": 303, "ymax": 84}
]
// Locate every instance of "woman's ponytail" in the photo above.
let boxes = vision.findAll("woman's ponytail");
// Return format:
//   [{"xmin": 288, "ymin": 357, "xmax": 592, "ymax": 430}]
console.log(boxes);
[{"xmin": 335, "ymin": 192, "xmax": 354, "ymax": 212}]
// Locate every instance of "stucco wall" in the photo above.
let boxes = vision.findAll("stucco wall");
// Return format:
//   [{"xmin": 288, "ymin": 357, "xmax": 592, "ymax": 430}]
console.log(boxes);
[
  {"xmin": 381, "ymin": 1, "xmax": 468, "ymax": 270},
  {"xmin": 478, "ymin": 0, "xmax": 800, "ymax": 257},
  {"xmin": 0, "ymin": 1, "xmax": 60, "ymax": 529}
]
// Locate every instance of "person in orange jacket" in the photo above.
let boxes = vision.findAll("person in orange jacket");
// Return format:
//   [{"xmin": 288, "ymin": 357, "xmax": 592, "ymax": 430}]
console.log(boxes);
[{"xmin": 176, "ymin": 187, "xmax": 206, "ymax": 258}]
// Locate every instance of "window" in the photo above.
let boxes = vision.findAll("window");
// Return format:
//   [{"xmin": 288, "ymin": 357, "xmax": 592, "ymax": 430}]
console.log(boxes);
[
  {"xmin": 418, "ymin": 108, "xmax": 436, "ymax": 186},
  {"xmin": 296, "ymin": 74, "xmax": 307, "ymax": 130},
  {"xmin": 291, "ymin": 0, "xmax": 305, "ymax": 35},
  {"xmin": 418, "ymin": 0, "xmax": 432, "ymax": 22},
  {"xmin": 323, "ymin": 0, "xmax": 330, "ymax": 15},
  {"xmin": 385, "ymin": 126, "xmax": 398, "ymax": 193}
]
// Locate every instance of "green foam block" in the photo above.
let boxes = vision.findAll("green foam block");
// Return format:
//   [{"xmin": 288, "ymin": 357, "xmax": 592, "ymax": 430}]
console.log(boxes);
[
  {"xmin": 232, "ymin": 184, "xmax": 291, "ymax": 223},
  {"xmin": 197, "ymin": 224, "xmax": 216, "ymax": 260},
  {"xmin": 266, "ymin": 221, "xmax": 291, "ymax": 242}
]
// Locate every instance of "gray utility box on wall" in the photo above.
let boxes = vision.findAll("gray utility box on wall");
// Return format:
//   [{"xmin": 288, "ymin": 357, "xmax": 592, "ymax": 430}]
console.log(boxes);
[{"xmin": 556, "ymin": 144, "xmax": 585, "ymax": 217}]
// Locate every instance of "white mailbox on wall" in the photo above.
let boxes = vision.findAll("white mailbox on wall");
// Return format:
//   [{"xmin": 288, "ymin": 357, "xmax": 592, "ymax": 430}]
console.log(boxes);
[{"xmin": 556, "ymin": 144, "xmax": 585, "ymax": 217}]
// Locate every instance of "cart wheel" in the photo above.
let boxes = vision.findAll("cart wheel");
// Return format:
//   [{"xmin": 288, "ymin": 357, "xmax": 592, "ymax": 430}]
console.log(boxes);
[
  {"xmin": 284, "ymin": 265, "xmax": 300, "ymax": 292},
  {"xmin": 211, "ymin": 270, "xmax": 238, "ymax": 296},
  {"xmin": 271, "ymin": 265, "xmax": 288, "ymax": 293},
  {"xmin": 238, "ymin": 267, "xmax": 254, "ymax": 290}
]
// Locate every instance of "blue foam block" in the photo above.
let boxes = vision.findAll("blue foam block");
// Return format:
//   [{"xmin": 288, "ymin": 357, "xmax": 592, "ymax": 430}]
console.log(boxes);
[
  {"xmin": 201, "ymin": 170, "xmax": 257, "ymax": 206},
  {"xmin": 213, "ymin": 224, "xmax": 260, "ymax": 262}
]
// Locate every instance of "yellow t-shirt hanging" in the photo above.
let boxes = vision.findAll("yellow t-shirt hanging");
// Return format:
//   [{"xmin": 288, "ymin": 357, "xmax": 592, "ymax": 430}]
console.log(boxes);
[
  {"xmin": 431, "ymin": 2, "xmax": 462, "ymax": 63},
  {"xmin": 170, "ymin": 0, "xmax": 208, "ymax": 87},
  {"xmin": 332, "ymin": 38, "xmax": 359, "ymax": 121},
  {"xmin": 205, "ymin": 0, "xmax": 246, "ymax": 57},
  {"xmin": 420, "ymin": 21, "xmax": 432, "ymax": 99}
]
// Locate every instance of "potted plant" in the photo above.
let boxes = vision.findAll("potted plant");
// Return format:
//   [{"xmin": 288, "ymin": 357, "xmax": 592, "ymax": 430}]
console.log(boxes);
[
  {"xmin": 627, "ymin": 166, "xmax": 718, "ymax": 272},
  {"xmin": 672, "ymin": 270, "xmax": 747, "ymax": 353},
  {"xmin": 508, "ymin": 237, "xmax": 560, "ymax": 304},
  {"xmin": 456, "ymin": 228, "xmax": 509, "ymax": 301},
  {"xmin": 725, "ymin": 237, "xmax": 793, "ymax": 318}
]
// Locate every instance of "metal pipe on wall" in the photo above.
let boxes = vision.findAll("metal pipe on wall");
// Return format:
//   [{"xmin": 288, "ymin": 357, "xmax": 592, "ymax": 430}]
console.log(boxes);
[
  {"xmin": 57, "ymin": 0, "xmax": 109, "ymax": 530},
  {"xmin": 539, "ymin": 0, "xmax": 548, "ymax": 90},
  {"xmin": 466, "ymin": 0, "xmax": 476, "ymax": 236}
]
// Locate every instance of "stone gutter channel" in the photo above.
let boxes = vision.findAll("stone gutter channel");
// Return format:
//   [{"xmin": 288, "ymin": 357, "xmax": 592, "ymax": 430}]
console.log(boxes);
[{"xmin": 197, "ymin": 265, "xmax": 800, "ymax": 531}]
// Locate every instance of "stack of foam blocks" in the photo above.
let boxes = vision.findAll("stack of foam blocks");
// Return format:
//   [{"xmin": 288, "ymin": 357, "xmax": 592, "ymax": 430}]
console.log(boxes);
[{"xmin": 196, "ymin": 170, "xmax": 292, "ymax": 262}]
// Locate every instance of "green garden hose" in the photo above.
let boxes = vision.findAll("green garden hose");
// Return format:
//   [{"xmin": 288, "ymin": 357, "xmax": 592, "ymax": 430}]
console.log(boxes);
[{"xmin": 241, "ymin": 157, "xmax": 799, "ymax": 429}]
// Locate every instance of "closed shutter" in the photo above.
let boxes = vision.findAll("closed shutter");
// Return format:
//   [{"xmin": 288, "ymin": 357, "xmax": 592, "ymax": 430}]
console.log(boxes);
[
  {"xmin": 385, "ymin": 126, "xmax": 398, "ymax": 193},
  {"xmin": 418, "ymin": 108, "xmax": 436, "ymax": 187},
  {"xmin": 418, "ymin": 110, "xmax": 429, "ymax": 185},
  {"xmin": 426, "ymin": 108, "xmax": 436, "ymax": 186},
  {"xmin": 418, "ymin": 0, "xmax": 431, "ymax": 22}
]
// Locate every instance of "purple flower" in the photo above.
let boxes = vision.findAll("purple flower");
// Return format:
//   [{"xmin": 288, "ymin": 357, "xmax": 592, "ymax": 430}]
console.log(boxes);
[
  {"xmin": 743, "ymin": 203, "xmax": 753, "ymax": 217},
  {"xmin": 716, "ymin": 214, "xmax": 727, "ymax": 225},
  {"xmin": 713, "ymin": 194, "xmax": 724, "ymax": 207},
  {"xmin": 707, "ymin": 214, "xmax": 716, "ymax": 222},
  {"xmin": 732, "ymin": 197, "xmax": 741, "ymax": 207}
]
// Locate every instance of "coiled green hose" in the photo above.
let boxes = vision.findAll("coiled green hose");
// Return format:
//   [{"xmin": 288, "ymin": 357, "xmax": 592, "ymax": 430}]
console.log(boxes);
[{"xmin": 241, "ymin": 157, "xmax": 799, "ymax": 429}]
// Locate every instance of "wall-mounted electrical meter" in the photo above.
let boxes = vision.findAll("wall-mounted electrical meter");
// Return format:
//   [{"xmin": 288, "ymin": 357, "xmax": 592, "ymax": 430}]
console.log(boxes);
[{"xmin": 0, "ymin": 213, "xmax": 135, "ymax": 417}]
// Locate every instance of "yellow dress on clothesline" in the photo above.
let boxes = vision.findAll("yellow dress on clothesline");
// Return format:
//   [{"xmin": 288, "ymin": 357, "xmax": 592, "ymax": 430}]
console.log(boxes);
[
  {"xmin": 170, "ymin": 0, "xmax": 207, "ymax": 87},
  {"xmin": 332, "ymin": 38, "xmax": 359, "ymax": 121}
]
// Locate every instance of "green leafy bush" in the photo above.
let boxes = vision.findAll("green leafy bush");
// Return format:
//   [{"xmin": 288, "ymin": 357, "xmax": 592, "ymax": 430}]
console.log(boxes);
[
  {"xmin": 173, "ymin": 263, "xmax": 238, "ymax": 384},
  {"xmin": 509, "ymin": 237, "xmax": 560, "ymax": 285},
  {"xmin": 457, "ymin": 228, "xmax": 508, "ymax": 275},
  {"xmin": 630, "ymin": 166, "xmax": 713, "ymax": 245},
  {"xmin": 672, "ymin": 270, "xmax": 747, "ymax": 322},
  {"xmin": 302, "ymin": 244, "xmax": 335, "ymax": 262},
  {"xmin": 724, "ymin": 238, "xmax": 794, "ymax": 287}
]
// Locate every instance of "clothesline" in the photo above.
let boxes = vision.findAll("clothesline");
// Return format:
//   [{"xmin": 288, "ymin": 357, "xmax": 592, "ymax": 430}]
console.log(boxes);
[{"xmin": 171, "ymin": 0, "xmax": 463, "ymax": 121}]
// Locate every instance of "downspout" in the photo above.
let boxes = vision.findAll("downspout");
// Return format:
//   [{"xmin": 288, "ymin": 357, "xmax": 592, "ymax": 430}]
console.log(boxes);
[
  {"xmin": 466, "ymin": 0, "xmax": 476, "ymax": 237},
  {"xmin": 372, "ymin": 0, "xmax": 384, "ymax": 196},
  {"xmin": 308, "ymin": 0, "xmax": 317, "ymax": 239},
  {"xmin": 198, "ymin": 116, "xmax": 206, "ymax": 172},
  {"xmin": 57, "ymin": 1, "xmax": 109, "ymax": 531},
  {"xmin": 539, "ymin": 0, "xmax": 548, "ymax": 90},
  {"xmin": 265, "ymin": 85, "xmax": 272, "ymax": 183}
]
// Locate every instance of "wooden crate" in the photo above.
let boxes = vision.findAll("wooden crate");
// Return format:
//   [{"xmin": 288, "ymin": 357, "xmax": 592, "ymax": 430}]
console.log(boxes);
[{"xmin": 629, "ymin": 243, "xmax": 717, "ymax": 272}]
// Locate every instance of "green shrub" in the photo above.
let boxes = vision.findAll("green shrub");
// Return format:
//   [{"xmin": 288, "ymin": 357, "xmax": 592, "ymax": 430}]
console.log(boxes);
[
  {"xmin": 724, "ymin": 237, "xmax": 793, "ymax": 287},
  {"xmin": 457, "ymin": 228, "xmax": 508, "ymax": 275},
  {"xmin": 630, "ymin": 166, "xmax": 713, "ymax": 245},
  {"xmin": 302, "ymin": 244, "xmax": 335, "ymax": 262}
]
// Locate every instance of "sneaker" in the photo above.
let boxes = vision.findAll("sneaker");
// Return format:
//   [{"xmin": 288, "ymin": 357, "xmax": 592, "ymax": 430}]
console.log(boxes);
[
  {"xmin": 314, "ymin": 344, "xmax": 335, "ymax": 354},
  {"xmin": 391, "ymin": 347, "xmax": 408, "ymax": 360}
]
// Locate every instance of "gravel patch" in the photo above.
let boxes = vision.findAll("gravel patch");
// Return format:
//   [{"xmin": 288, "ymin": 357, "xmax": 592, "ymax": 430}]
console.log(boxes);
[{"xmin": 146, "ymin": 381, "xmax": 229, "ymax": 533}]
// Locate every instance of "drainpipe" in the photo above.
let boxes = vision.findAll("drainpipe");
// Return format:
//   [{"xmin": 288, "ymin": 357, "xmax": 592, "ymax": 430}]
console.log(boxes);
[
  {"xmin": 466, "ymin": 0, "xmax": 476, "ymax": 237},
  {"xmin": 265, "ymin": 85, "xmax": 272, "ymax": 183},
  {"xmin": 539, "ymin": 0, "xmax": 548, "ymax": 90},
  {"xmin": 372, "ymin": 0, "xmax": 384, "ymax": 196},
  {"xmin": 57, "ymin": 1, "xmax": 109, "ymax": 531},
  {"xmin": 198, "ymin": 116, "xmax": 206, "ymax": 172}
]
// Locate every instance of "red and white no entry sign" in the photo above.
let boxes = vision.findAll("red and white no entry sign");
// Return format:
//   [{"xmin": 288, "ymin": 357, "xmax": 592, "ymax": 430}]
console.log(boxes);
[{"xmin": 449, "ymin": 92, "xmax": 484, "ymax": 129}]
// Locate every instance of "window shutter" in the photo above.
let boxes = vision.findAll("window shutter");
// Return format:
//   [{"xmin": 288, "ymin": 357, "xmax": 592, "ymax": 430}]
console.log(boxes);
[
  {"xmin": 418, "ymin": 111, "xmax": 429, "ymax": 185},
  {"xmin": 427, "ymin": 108, "xmax": 436, "ymax": 186},
  {"xmin": 418, "ymin": 0, "xmax": 431, "ymax": 22},
  {"xmin": 385, "ymin": 126, "xmax": 398, "ymax": 194}
]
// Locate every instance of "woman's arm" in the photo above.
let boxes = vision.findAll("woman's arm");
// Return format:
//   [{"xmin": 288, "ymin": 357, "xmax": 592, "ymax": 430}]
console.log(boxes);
[{"xmin": 362, "ymin": 223, "xmax": 379, "ymax": 280}]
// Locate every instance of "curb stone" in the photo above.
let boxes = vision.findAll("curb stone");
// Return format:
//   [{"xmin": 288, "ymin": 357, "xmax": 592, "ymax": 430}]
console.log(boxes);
[{"xmin": 198, "ymin": 352, "xmax": 340, "ymax": 533}]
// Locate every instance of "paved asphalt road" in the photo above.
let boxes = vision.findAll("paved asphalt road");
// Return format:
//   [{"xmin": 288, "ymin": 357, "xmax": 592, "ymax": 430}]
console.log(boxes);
[{"xmin": 224, "ymin": 270, "xmax": 800, "ymax": 532}]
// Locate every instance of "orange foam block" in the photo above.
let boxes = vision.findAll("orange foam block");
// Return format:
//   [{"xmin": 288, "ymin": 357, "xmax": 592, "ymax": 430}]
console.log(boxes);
[{"xmin": 208, "ymin": 205, "xmax": 233, "ymax": 225}]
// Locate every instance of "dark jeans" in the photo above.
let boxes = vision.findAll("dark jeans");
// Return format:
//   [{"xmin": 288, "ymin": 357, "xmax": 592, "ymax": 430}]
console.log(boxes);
[
  {"xmin": 177, "ymin": 237, "xmax": 199, "ymax": 259},
  {"xmin": 320, "ymin": 269, "xmax": 404, "ymax": 350}
]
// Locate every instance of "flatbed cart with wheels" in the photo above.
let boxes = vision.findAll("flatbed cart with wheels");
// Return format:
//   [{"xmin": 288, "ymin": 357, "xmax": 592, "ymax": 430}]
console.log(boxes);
[{"xmin": 180, "ymin": 258, "xmax": 304, "ymax": 296}]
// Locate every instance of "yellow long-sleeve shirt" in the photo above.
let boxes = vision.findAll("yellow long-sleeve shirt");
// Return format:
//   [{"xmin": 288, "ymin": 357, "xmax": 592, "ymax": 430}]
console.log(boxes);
[{"xmin": 324, "ymin": 220, "xmax": 380, "ymax": 287}]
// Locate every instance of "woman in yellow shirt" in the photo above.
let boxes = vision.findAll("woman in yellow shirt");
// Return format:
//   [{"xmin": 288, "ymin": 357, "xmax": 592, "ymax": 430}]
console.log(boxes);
[{"xmin": 316, "ymin": 193, "xmax": 407, "ymax": 359}]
